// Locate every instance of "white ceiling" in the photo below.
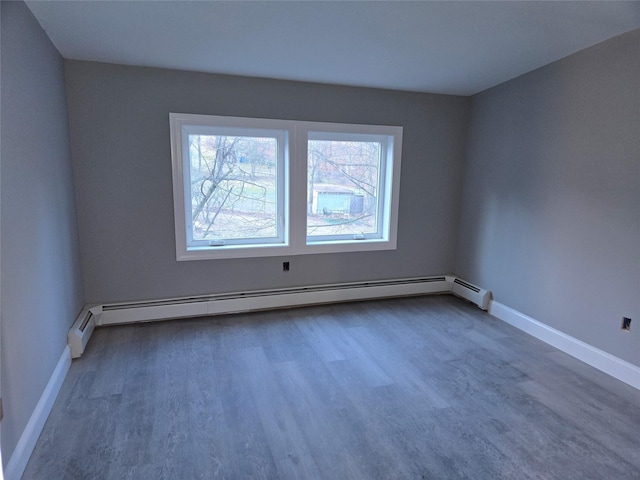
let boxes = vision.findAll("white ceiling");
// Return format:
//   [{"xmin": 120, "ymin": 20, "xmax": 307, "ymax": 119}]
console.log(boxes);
[{"xmin": 26, "ymin": 1, "xmax": 640, "ymax": 96}]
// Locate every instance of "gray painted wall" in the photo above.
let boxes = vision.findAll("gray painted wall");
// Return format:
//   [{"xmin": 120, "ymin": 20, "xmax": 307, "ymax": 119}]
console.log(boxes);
[
  {"xmin": 1, "ymin": 1, "xmax": 85, "ymax": 464},
  {"xmin": 64, "ymin": 61, "xmax": 470, "ymax": 304},
  {"xmin": 456, "ymin": 30, "xmax": 640, "ymax": 367}
]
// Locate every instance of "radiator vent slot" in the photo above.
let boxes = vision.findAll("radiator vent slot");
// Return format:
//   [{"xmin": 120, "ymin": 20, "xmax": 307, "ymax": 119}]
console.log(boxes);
[
  {"xmin": 79, "ymin": 311, "xmax": 93, "ymax": 332},
  {"xmin": 103, "ymin": 296, "xmax": 209, "ymax": 311},
  {"xmin": 453, "ymin": 278, "xmax": 480, "ymax": 293}
]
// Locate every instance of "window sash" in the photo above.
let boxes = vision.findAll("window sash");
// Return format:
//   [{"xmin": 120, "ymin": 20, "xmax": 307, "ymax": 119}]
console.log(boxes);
[
  {"xmin": 179, "ymin": 125, "xmax": 287, "ymax": 247},
  {"xmin": 306, "ymin": 131, "xmax": 391, "ymax": 243}
]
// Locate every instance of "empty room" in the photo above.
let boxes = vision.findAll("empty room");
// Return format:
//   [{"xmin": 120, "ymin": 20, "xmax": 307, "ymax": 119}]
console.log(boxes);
[{"xmin": 1, "ymin": 1, "xmax": 639, "ymax": 479}]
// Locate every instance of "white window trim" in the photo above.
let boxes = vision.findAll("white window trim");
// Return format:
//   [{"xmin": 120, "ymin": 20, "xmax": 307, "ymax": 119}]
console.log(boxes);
[{"xmin": 170, "ymin": 113, "xmax": 402, "ymax": 261}]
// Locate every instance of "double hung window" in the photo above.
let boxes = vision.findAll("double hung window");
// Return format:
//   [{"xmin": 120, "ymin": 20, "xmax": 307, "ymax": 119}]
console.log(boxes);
[{"xmin": 170, "ymin": 113, "xmax": 402, "ymax": 260}]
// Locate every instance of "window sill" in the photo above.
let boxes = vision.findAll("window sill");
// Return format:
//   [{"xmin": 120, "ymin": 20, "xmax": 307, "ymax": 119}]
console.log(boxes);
[{"xmin": 177, "ymin": 238, "xmax": 396, "ymax": 261}]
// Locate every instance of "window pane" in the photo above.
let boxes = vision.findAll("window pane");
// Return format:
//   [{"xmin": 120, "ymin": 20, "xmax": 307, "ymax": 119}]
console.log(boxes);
[
  {"xmin": 307, "ymin": 138, "xmax": 381, "ymax": 237},
  {"xmin": 188, "ymin": 134, "xmax": 278, "ymax": 242}
]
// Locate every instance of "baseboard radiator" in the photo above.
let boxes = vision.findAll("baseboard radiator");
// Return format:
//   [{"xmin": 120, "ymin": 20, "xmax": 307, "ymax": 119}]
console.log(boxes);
[
  {"xmin": 68, "ymin": 306, "xmax": 99, "ymax": 358},
  {"xmin": 68, "ymin": 275, "xmax": 489, "ymax": 358}
]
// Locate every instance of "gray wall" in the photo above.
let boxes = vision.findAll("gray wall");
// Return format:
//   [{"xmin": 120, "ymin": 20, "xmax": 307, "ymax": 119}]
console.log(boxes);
[
  {"xmin": 456, "ymin": 30, "xmax": 640, "ymax": 367},
  {"xmin": 1, "ymin": 1, "xmax": 85, "ymax": 464},
  {"xmin": 64, "ymin": 61, "xmax": 470, "ymax": 304}
]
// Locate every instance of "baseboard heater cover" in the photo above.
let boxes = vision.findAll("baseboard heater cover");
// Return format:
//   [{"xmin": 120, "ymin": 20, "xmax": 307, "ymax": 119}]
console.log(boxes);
[
  {"xmin": 451, "ymin": 277, "xmax": 491, "ymax": 311},
  {"xmin": 69, "ymin": 276, "xmax": 489, "ymax": 357},
  {"xmin": 68, "ymin": 305, "xmax": 101, "ymax": 359}
]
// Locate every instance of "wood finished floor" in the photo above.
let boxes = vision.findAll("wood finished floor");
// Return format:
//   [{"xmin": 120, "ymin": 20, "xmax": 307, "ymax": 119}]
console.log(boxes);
[{"xmin": 24, "ymin": 295, "xmax": 640, "ymax": 479}]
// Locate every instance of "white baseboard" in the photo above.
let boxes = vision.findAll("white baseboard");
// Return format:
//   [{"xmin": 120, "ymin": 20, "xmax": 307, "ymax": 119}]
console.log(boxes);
[
  {"xmin": 4, "ymin": 346, "xmax": 71, "ymax": 480},
  {"xmin": 489, "ymin": 300, "xmax": 640, "ymax": 391}
]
